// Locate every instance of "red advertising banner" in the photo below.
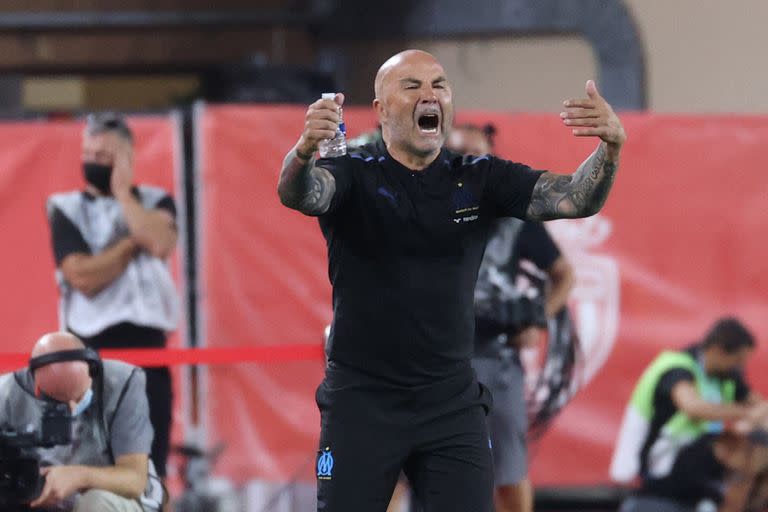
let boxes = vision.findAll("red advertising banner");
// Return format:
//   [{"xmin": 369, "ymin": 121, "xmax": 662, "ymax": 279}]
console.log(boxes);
[{"xmin": 198, "ymin": 105, "xmax": 768, "ymax": 485}]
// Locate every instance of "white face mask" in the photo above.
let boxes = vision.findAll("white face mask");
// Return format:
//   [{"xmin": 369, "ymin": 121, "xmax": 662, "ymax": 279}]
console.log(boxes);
[{"xmin": 71, "ymin": 387, "xmax": 93, "ymax": 417}]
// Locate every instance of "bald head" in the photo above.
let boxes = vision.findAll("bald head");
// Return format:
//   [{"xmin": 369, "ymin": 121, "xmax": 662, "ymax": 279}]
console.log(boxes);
[
  {"xmin": 32, "ymin": 332, "xmax": 91, "ymax": 405},
  {"xmin": 374, "ymin": 49, "xmax": 443, "ymax": 99},
  {"xmin": 372, "ymin": 50, "xmax": 454, "ymax": 167},
  {"xmin": 31, "ymin": 332, "xmax": 84, "ymax": 358}
]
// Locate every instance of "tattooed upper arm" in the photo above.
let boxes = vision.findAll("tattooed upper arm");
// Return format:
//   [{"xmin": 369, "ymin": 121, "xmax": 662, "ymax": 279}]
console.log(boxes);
[
  {"xmin": 526, "ymin": 172, "xmax": 577, "ymax": 221},
  {"xmin": 525, "ymin": 143, "xmax": 618, "ymax": 221}
]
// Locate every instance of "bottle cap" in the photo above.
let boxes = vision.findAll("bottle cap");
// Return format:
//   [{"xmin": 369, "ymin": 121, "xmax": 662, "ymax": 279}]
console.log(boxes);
[{"xmin": 322, "ymin": 93, "xmax": 336, "ymax": 100}]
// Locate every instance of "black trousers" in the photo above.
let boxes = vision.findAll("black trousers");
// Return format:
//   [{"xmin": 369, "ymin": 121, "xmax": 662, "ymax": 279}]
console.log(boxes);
[
  {"xmin": 76, "ymin": 322, "xmax": 173, "ymax": 478},
  {"xmin": 315, "ymin": 364, "xmax": 494, "ymax": 512}
]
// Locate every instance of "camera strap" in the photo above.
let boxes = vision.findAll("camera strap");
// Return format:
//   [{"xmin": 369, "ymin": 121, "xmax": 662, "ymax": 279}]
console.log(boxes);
[{"xmin": 29, "ymin": 348, "xmax": 101, "ymax": 374}]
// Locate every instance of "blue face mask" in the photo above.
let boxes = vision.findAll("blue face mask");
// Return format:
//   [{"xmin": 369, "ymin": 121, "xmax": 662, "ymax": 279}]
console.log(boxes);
[{"xmin": 71, "ymin": 387, "xmax": 93, "ymax": 417}]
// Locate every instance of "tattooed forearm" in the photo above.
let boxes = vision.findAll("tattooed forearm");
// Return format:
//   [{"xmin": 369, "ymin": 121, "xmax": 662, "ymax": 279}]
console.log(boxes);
[
  {"xmin": 526, "ymin": 143, "xmax": 619, "ymax": 220},
  {"xmin": 277, "ymin": 149, "xmax": 337, "ymax": 215},
  {"xmin": 298, "ymin": 167, "xmax": 336, "ymax": 215}
]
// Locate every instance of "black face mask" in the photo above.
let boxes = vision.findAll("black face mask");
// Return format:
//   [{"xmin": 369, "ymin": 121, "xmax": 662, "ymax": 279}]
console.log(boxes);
[{"xmin": 82, "ymin": 162, "xmax": 113, "ymax": 195}]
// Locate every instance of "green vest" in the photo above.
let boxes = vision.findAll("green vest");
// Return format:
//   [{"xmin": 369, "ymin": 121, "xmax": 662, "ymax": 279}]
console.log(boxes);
[{"xmin": 631, "ymin": 350, "xmax": 736, "ymax": 441}]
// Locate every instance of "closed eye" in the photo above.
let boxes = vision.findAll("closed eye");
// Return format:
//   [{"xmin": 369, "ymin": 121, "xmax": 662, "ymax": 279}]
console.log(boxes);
[{"xmin": 401, "ymin": 78, "xmax": 422, "ymax": 90}]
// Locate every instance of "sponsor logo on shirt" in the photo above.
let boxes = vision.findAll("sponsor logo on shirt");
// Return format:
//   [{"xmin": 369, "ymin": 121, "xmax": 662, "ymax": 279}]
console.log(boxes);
[{"xmin": 452, "ymin": 182, "xmax": 479, "ymax": 223}]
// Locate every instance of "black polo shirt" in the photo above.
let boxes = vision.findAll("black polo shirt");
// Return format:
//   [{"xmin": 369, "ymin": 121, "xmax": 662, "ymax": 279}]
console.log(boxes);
[{"xmin": 315, "ymin": 145, "xmax": 544, "ymax": 385}]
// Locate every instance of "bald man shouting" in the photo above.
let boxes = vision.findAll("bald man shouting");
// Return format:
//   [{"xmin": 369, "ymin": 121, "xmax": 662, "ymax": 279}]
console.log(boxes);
[
  {"xmin": 278, "ymin": 49, "xmax": 626, "ymax": 511},
  {"xmin": 0, "ymin": 333, "xmax": 163, "ymax": 511}
]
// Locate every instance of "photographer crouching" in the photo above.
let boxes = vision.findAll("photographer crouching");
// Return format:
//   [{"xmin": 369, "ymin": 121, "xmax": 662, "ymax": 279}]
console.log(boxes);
[{"xmin": 0, "ymin": 332, "xmax": 163, "ymax": 511}]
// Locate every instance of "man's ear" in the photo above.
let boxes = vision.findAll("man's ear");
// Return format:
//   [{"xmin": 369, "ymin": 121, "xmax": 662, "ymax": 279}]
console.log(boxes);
[{"xmin": 373, "ymin": 98, "xmax": 385, "ymax": 121}]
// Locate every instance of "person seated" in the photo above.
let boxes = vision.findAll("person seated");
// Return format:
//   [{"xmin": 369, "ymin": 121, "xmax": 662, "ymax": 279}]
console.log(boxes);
[{"xmin": 611, "ymin": 318, "xmax": 768, "ymax": 512}]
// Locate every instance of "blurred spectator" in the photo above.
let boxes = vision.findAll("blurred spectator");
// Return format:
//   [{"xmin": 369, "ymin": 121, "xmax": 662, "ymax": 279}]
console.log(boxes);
[
  {"xmin": 448, "ymin": 123, "xmax": 577, "ymax": 512},
  {"xmin": 347, "ymin": 124, "xmax": 383, "ymax": 150},
  {"xmin": 611, "ymin": 317, "xmax": 768, "ymax": 512},
  {"xmin": 46, "ymin": 113, "xmax": 179, "ymax": 485},
  {"xmin": 0, "ymin": 332, "xmax": 163, "ymax": 511},
  {"xmin": 446, "ymin": 122, "xmax": 497, "ymax": 157}
]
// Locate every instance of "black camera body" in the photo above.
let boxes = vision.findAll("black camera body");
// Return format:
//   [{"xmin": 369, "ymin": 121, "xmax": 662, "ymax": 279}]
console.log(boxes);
[
  {"xmin": 475, "ymin": 289, "xmax": 549, "ymax": 342},
  {"xmin": 506, "ymin": 294, "xmax": 548, "ymax": 336},
  {"xmin": 0, "ymin": 399, "xmax": 72, "ymax": 509}
]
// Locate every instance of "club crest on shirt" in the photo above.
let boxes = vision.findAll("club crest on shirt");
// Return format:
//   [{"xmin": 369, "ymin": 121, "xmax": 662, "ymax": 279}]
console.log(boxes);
[
  {"xmin": 317, "ymin": 447, "xmax": 334, "ymax": 480},
  {"xmin": 452, "ymin": 182, "xmax": 480, "ymax": 223}
]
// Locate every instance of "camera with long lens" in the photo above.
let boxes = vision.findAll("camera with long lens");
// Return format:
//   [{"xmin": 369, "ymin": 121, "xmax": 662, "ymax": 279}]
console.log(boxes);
[
  {"xmin": 0, "ymin": 401, "xmax": 72, "ymax": 510},
  {"xmin": 475, "ymin": 283, "xmax": 549, "ymax": 342},
  {"xmin": 506, "ymin": 294, "xmax": 548, "ymax": 336}
]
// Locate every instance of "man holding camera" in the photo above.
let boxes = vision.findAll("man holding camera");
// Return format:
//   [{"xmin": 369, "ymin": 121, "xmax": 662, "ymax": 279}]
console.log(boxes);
[
  {"xmin": 0, "ymin": 332, "xmax": 163, "ymax": 511},
  {"xmin": 471, "ymin": 220, "xmax": 575, "ymax": 512},
  {"xmin": 447, "ymin": 122, "xmax": 576, "ymax": 512}
]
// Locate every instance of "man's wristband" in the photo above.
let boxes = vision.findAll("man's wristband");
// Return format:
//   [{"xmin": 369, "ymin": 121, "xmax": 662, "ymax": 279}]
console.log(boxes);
[{"xmin": 295, "ymin": 148, "xmax": 315, "ymax": 162}]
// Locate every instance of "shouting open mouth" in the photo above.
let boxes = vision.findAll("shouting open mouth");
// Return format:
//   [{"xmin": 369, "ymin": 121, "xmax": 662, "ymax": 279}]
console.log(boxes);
[{"xmin": 417, "ymin": 113, "xmax": 440, "ymax": 134}]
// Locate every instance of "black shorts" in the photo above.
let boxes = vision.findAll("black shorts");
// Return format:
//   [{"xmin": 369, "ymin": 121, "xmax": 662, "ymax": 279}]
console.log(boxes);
[{"xmin": 315, "ymin": 364, "xmax": 494, "ymax": 512}]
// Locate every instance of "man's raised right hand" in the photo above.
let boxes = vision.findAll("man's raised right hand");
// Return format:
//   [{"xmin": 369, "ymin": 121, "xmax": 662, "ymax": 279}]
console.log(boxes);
[{"xmin": 295, "ymin": 93, "xmax": 345, "ymax": 159}]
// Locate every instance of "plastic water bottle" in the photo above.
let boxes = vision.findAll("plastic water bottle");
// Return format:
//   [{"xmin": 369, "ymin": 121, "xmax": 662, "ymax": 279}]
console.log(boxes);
[
  {"xmin": 696, "ymin": 500, "xmax": 717, "ymax": 512},
  {"xmin": 318, "ymin": 92, "xmax": 347, "ymax": 158}
]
